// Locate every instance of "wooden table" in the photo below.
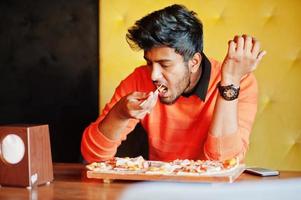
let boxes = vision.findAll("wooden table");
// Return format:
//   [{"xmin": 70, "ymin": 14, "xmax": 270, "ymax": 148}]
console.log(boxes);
[{"xmin": 1, "ymin": 163, "xmax": 301, "ymax": 200}]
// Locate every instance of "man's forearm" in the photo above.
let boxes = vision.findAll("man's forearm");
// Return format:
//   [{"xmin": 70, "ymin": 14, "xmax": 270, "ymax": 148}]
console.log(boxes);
[
  {"xmin": 210, "ymin": 96, "xmax": 238, "ymax": 137},
  {"xmin": 209, "ymin": 79, "xmax": 240, "ymax": 137},
  {"xmin": 98, "ymin": 107, "xmax": 131, "ymax": 140}
]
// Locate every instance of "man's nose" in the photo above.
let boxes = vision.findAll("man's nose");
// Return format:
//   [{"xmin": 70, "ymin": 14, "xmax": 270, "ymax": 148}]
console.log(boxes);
[{"xmin": 151, "ymin": 64, "xmax": 163, "ymax": 81}]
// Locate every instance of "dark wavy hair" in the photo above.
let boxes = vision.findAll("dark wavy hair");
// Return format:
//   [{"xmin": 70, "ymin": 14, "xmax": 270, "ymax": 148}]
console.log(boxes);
[{"xmin": 126, "ymin": 4, "xmax": 203, "ymax": 62}]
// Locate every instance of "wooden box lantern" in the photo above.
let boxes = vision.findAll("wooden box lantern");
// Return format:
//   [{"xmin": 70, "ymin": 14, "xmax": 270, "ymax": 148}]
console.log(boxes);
[{"xmin": 0, "ymin": 124, "xmax": 53, "ymax": 188}]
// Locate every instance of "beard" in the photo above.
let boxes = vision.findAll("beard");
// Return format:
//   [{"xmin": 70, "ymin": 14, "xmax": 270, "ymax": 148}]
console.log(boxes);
[{"xmin": 159, "ymin": 67, "xmax": 191, "ymax": 105}]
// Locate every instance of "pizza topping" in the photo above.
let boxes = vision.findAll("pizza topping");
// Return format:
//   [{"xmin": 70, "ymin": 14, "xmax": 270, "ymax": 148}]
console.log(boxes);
[{"xmin": 86, "ymin": 156, "xmax": 239, "ymax": 176}]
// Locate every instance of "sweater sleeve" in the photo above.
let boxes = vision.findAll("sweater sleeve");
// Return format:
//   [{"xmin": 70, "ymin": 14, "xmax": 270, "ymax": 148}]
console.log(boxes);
[
  {"xmin": 204, "ymin": 73, "xmax": 258, "ymax": 161},
  {"xmin": 81, "ymin": 69, "xmax": 142, "ymax": 163}
]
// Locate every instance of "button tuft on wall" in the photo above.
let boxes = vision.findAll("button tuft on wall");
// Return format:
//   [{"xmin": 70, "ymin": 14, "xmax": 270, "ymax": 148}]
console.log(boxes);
[
  {"xmin": 116, "ymin": 13, "xmax": 128, "ymax": 27},
  {"xmin": 263, "ymin": 7, "xmax": 277, "ymax": 26},
  {"xmin": 213, "ymin": 10, "xmax": 225, "ymax": 24}
]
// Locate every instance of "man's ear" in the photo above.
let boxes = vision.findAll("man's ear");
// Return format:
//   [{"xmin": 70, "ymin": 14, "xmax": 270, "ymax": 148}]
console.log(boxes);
[{"xmin": 189, "ymin": 52, "xmax": 202, "ymax": 73}]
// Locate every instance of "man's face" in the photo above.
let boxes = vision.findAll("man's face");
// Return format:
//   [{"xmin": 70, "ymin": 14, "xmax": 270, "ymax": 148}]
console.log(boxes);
[{"xmin": 144, "ymin": 46, "xmax": 191, "ymax": 104}]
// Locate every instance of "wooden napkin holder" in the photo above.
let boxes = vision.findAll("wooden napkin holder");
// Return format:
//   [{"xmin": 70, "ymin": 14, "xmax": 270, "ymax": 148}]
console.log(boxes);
[{"xmin": 0, "ymin": 124, "xmax": 53, "ymax": 188}]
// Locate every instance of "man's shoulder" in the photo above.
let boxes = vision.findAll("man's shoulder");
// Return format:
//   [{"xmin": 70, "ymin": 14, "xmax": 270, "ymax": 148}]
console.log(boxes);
[
  {"xmin": 121, "ymin": 65, "xmax": 153, "ymax": 91},
  {"xmin": 123, "ymin": 65, "xmax": 149, "ymax": 79},
  {"xmin": 129, "ymin": 65, "xmax": 151, "ymax": 78},
  {"xmin": 208, "ymin": 57, "xmax": 222, "ymax": 69},
  {"xmin": 134, "ymin": 65, "xmax": 150, "ymax": 72}
]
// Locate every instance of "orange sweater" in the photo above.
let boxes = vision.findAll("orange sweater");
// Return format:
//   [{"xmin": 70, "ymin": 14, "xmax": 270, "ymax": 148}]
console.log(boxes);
[{"xmin": 81, "ymin": 57, "xmax": 257, "ymax": 163}]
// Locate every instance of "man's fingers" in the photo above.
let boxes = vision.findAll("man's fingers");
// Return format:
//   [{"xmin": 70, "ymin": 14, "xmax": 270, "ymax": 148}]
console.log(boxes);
[
  {"xmin": 257, "ymin": 50, "xmax": 267, "ymax": 61},
  {"xmin": 136, "ymin": 92, "xmax": 158, "ymax": 119},
  {"xmin": 243, "ymin": 35, "xmax": 252, "ymax": 53},
  {"xmin": 139, "ymin": 92, "xmax": 155, "ymax": 107},
  {"xmin": 125, "ymin": 92, "xmax": 150, "ymax": 111},
  {"xmin": 236, "ymin": 36, "xmax": 244, "ymax": 52},
  {"xmin": 149, "ymin": 92, "xmax": 158, "ymax": 108},
  {"xmin": 139, "ymin": 91, "xmax": 158, "ymax": 114},
  {"xmin": 140, "ymin": 92, "xmax": 153, "ymax": 106},
  {"xmin": 129, "ymin": 91, "xmax": 150, "ymax": 106},
  {"xmin": 251, "ymin": 39, "xmax": 260, "ymax": 56},
  {"xmin": 130, "ymin": 91, "xmax": 149, "ymax": 99},
  {"xmin": 123, "ymin": 90, "xmax": 158, "ymax": 119},
  {"xmin": 228, "ymin": 40, "xmax": 236, "ymax": 57},
  {"xmin": 136, "ymin": 111, "xmax": 149, "ymax": 119},
  {"xmin": 251, "ymin": 50, "xmax": 267, "ymax": 69}
]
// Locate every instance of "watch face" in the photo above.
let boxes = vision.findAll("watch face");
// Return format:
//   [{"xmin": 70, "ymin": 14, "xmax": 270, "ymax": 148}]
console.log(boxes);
[
  {"xmin": 224, "ymin": 89, "xmax": 236, "ymax": 98},
  {"xmin": 224, "ymin": 88, "xmax": 236, "ymax": 97}
]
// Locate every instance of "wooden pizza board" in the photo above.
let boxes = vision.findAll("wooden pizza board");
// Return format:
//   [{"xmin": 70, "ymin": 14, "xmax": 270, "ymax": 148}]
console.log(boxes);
[{"xmin": 86, "ymin": 164, "xmax": 245, "ymax": 183}]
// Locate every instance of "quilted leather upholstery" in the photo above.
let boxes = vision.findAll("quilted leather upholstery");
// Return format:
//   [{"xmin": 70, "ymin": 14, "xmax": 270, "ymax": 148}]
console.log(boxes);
[{"xmin": 99, "ymin": 0, "xmax": 301, "ymax": 170}]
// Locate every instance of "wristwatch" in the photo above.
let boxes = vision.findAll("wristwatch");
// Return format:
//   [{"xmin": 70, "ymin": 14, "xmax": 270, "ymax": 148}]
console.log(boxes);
[{"xmin": 217, "ymin": 81, "xmax": 240, "ymax": 101}]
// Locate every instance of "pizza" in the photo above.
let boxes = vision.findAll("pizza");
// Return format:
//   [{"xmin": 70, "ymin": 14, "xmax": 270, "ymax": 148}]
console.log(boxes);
[{"xmin": 86, "ymin": 156, "xmax": 239, "ymax": 177}]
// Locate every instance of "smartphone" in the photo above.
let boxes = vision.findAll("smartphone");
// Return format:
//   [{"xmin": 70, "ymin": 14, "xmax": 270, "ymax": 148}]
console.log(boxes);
[{"xmin": 244, "ymin": 167, "xmax": 280, "ymax": 177}]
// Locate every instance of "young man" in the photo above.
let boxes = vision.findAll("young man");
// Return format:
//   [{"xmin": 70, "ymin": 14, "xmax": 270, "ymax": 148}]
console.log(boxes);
[{"xmin": 81, "ymin": 4, "xmax": 266, "ymax": 163}]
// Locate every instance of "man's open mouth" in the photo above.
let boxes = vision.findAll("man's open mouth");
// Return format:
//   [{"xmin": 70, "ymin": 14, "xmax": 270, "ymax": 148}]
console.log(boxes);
[{"xmin": 157, "ymin": 84, "xmax": 168, "ymax": 96}]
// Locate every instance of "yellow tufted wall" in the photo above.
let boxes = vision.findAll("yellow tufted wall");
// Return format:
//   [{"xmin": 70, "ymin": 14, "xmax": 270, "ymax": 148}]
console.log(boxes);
[{"xmin": 99, "ymin": 0, "xmax": 301, "ymax": 171}]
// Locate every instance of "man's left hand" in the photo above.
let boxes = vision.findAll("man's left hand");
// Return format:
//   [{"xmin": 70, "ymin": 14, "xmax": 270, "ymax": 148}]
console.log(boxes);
[{"xmin": 221, "ymin": 35, "xmax": 266, "ymax": 86}]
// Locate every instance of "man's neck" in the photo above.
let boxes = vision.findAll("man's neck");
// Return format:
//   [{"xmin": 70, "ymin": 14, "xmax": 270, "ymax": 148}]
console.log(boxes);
[{"xmin": 184, "ymin": 64, "xmax": 202, "ymax": 94}]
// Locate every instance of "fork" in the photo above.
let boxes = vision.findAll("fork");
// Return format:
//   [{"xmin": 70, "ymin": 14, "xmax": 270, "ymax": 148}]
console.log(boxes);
[{"xmin": 140, "ymin": 84, "xmax": 163, "ymax": 106}]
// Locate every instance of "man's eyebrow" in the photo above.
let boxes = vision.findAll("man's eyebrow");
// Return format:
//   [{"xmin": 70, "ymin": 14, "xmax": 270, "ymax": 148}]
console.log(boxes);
[{"xmin": 143, "ymin": 56, "xmax": 172, "ymax": 63}]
